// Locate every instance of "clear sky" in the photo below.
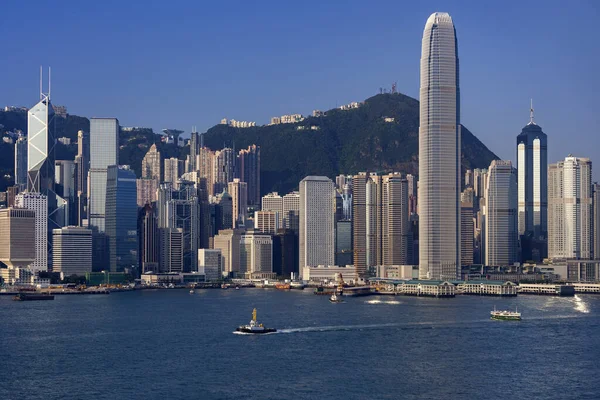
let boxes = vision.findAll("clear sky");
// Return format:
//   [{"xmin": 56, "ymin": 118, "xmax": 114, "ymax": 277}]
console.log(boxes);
[{"xmin": 1, "ymin": 0, "xmax": 598, "ymax": 169}]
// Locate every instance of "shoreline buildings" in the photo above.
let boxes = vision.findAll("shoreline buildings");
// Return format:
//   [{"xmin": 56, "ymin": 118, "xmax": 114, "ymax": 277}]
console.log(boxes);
[{"xmin": 418, "ymin": 12, "xmax": 461, "ymax": 280}]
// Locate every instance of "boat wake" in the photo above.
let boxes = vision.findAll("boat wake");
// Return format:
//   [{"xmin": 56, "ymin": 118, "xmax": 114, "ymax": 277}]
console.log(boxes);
[
  {"xmin": 277, "ymin": 322, "xmax": 413, "ymax": 334},
  {"xmin": 364, "ymin": 299, "xmax": 401, "ymax": 305}
]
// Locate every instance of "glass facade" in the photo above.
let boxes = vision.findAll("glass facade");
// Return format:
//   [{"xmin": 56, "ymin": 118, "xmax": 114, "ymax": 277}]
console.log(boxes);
[
  {"xmin": 105, "ymin": 166, "xmax": 138, "ymax": 273},
  {"xmin": 89, "ymin": 118, "xmax": 119, "ymax": 233},
  {"xmin": 419, "ymin": 12, "xmax": 461, "ymax": 280}
]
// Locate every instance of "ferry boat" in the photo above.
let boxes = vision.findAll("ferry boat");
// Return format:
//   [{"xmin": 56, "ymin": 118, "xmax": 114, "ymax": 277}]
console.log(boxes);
[
  {"xmin": 12, "ymin": 293, "xmax": 55, "ymax": 301},
  {"xmin": 275, "ymin": 283, "xmax": 291, "ymax": 290},
  {"xmin": 490, "ymin": 307, "xmax": 521, "ymax": 321},
  {"xmin": 189, "ymin": 289, "xmax": 195, "ymax": 294},
  {"xmin": 236, "ymin": 309, "xmax": 276, "ymax": 334},
  {"xmin": 329, "ymin": 292, "xmax": 344, "ymax": 303}
]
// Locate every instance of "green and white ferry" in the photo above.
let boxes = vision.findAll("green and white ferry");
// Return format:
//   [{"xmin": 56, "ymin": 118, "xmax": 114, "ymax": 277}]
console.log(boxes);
[{"xmin": 490, "ymin": 307, "xmax": 521, "ymax": 321}]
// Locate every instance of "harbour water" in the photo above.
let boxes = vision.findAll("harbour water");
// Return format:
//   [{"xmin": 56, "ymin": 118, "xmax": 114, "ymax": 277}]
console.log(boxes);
[{"xmin": 1, "ymin": 289, "xmax": 599, "ymax": 399}]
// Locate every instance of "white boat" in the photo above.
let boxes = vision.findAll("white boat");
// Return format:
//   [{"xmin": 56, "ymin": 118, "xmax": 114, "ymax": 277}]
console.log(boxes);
[
  {"xmin": 236, "ymin": 309, "xmax": 277, "ymax": 334},
  {"xmin": 329, "ymin": 292, "xmax": 344, "ymax": 303},
  {"xmin": 490, "ymin": 306, "xmax": 521, "ymax": 321},
  {"xmin": 189, "ymin": 289, "xmax": 195, "ymax": 294}
]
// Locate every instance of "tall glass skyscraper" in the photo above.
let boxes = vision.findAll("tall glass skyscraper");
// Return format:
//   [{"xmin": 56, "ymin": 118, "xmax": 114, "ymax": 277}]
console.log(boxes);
[
  {"xmin": 484, "ymin": 160, "xmax": 518, "ymax": 267},
  {"xmin": 516, "ymin": 105, "xmax": 548, "ymax": 261},
  {"xmin": 418, "ymin": 12, "xmax": 461, "ymax": 280},
  {"xmin": 89, "ymin": 118, "xmax": 119, "ymax": 233},
  {"xmin": 14, "ymin": 137, "xmax": 28, "ymax": 190},
  {"xmin": 105, "ymin": 165, "xmax": 138, "ymax": 273}
]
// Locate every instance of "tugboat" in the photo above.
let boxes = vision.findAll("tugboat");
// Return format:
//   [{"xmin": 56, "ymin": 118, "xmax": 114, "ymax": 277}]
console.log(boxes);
[
  {"xmin": 490, "ymin": 306, "xmax": 521, "ymax": 321},
  {"xmin": 236, "ymin": 309, "xmax": 277, "ymax": 334},
  {"xmin": 329, "ymin": 291, "xmax": 344, "ymax": 303}
]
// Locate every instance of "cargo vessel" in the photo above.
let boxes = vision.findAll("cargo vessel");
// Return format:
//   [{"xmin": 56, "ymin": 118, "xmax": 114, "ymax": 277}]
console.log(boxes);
[
  {"xmin": 236, "ymin": 309, "xmax": 276, "ymax": 334},
  {"xmin": 490, "ymin": 307, "xmax": 521, "ymax": 321},
  {"xmin": 12, "ymin": 293, "xmax": 55, "ymax": 301}
]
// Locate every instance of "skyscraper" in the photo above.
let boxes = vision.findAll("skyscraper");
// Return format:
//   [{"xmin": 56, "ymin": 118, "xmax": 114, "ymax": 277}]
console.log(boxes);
[
  {"xmin": 282, "ymin": 191, "xmax": 300, "ymax": 233},
  {"xmin": 142, "ymin": 144, "xmax": 161, "ymax": 182},
  {"xmin": 105, "ymin": 165, "xmax": 138, "ymax": 273},
  {"xmin": 213, "ymin": 148, "xmax": 235, "ymax": 194},
  {"xmin": 460, "ymin": 188, "xmax": 474, "ymax": 266},
  {"xmin": 593, "ymin": 183, "xmax": 600, "ymax": 259},
  {"xmin": 548, "ymin": 156, "xmax": 593, "ymax": 259},
  {"xmin": 238, "ymin": 145, "xmax": 261, "ymax": 206},
  {"xmin": 262, "ymin": 192, "xmax": 283, "ymax": 215},
  {"xmin": 299, "ymin": 176, "xmax": 335, "ymax": 278},
  {"xmin": 213, "ymin": 229, "xmax": 242, "ymax": 277},
  {"xmin": 55, "ymin": 160, "xmax": 77, "ymax": 226},
  {"xmin": 164, "ymin": 157, "xmax": 182, "ymax": 188},
  {"xmin": 74, "ymin": 130, "xmax": 89, "ymax": 225},
  {"xmin": 352, "ymin": 173, "xmax": 410, "ymax": 277},
  {"xmin": 52, "ymin": 226, "xmax": 92, "ymax": 276},
  {"xmin": 15, "ymin": 193, "xmax": 48, "ymax": 272},
  {"xmin": 419, "ymin": 12, "xmax": 461, "ymax": 280},
  {"xmin": 14, "ymin": 137, "xmax": 27, "ymax": 190},
  {"xmin": 484, "ymin": 160, "xmax": 518, "ymax": 267},
  {"xmin": 516, "ymin": 103, "xmax": 548, "ymax": 261},
  {"xmin": 228, "ymin": 178, "xmax": 248, "ymax": 228},
  {"xmin": 240, "ymin": 231, "xmax": 273, "ymax": 279},
  {"xmin": 89, "ymin": 118, "xmax": 119, "ymax": 233},
  {"xmin": 138, "ymin": 203, "xmax": 159, "ymax": 274},
  {"xmin": 189, "ymin": 130, "xmax": 199, "ymax": 173},
  {"xmin": 0, "ymin": 208, "xmax": 36, "ymax": 268}
]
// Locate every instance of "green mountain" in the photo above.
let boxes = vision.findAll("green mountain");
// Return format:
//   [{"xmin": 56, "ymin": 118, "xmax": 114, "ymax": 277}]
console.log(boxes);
[
  {"xmin": 203, "ymin": 93, "xmax": 498, "ymax": 194},
  {"xmin": 0, "ymin": 93, "xmax": 498, "ymax": 195}
]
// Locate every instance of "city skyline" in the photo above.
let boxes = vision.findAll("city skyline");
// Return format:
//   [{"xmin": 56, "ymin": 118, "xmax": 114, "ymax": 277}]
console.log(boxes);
[{"xmin": 0, "ymin": 2, "xmax": 597, "ymax": 169}]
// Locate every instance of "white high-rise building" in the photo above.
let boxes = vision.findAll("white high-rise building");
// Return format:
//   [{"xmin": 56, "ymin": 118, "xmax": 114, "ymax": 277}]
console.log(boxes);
[
  {"xmin": 484, "ymin": 161, "xmax": 518, "ymax": 267},
  {"xmin": 164, "ymin": 157, "xmax": 181, "ymax": 188},
  {"xmin": 15, "ymin": 193, "xmax": 48, "ymax": 272},
  {"xmin": 52, "ymin": 226, "xmax": 92, "ymax": 276},
  {"xmin": 548, "ymin": 156, "xmax": 593, "ymax": 259},
  {"xmin": 418, "ymin": 12, "xmax": 461, "ymax": 280},
  {"xmin": 240, "ymin": 231, "xmax": 273, "ymax": 278},
  {"xmin": 283, "ymin": 191, "xmax": 300, "ymax": 232},
  {"xmin": 262, "ymin": 192, "xmax": 283, "ymax": 215},
  {"xmin": 228, "ymin": 179, "xmax": 248, "ymax": 228},
  {"xmin": 0, "ymin": 208, "xmax": 36, "ymax": 268},
  {"xmin": 254, "ymin": 211, "xmax": 280, "ymax": 235},
  {"xmin": 299, "ymin": 176, "xmax": 334, "ymax": 278}
]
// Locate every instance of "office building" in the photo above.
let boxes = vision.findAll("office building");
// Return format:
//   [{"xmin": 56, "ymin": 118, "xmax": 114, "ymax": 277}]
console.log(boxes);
[
  {"xmin": 89, "ymin": 118, "xmax": 119, "ymax": 234},
  {"xmin": 164, "ymin": 157, "xmax": 182, "ymax": 188},
  {"xmin": 461, "ymin": 188, "xmax": 474, "ymax": 266},
  {"xmin": 189, "ymin": 130, "xmax": 199, "ymax": 173},
  {"xmin": 14, "ymin": 137, "xmax": 27, "ymax": 190},
  {"xmin": 548, "ymin": 156, "xmax": 593, "ymax": 259},
  {"xmin": 52, "ymin": 226, "xmax": 92, "ymax": 276},
  {"xmin": 484, "ymin": 161, "xmax": 518, "ymax": 267},
  {"xmin": 418, "ymin": 12, "xmax": 461, "ymax": 280},
  {"xmin": 299, "ymin": 176, "xmax": 335, "ymax": 278},
  {"xmin": 240, "ymin": 231, "xmax": 273, "ymax": 279},
  {"xmin": 105, "ymin": 165, "xmax": 138, "ymax": 273},
  {"xmin": 198, "ymin": 249, "xmax": 222, "ymax": 281},
  {"xmin": 594, "ymin": 183, "xmax": 600, "ymax": 259},
  {"xmin": 517, "ymin": 103, "xmax": 548, "ymax": 261},
  {"xmin": 212, "ymin": 191, "xmax": 233, "ymax": 232},
  {"xmin": 137, "ymin": 178, "xmax": 158, "ymax": 207},
  {"xmin": 272, "ymin": 229, "xmax": 298, "ymax": 278},
  {"xmin": 352, "ymin": 173, "xmax": 410, "ymax": 277},
  {"xmin": 159, "ymin": 228, "xmax": 184, "ymax": 273},
  {"xmin": 213, "ymin": 148, "xmax": 234, "ymax": 194},
  {"xmin": 213, "ymin": 229, "xmax": 243, "ymax": 277},
  {"xmin": 0, "ymin": 208, "xmax": 36, "ymax": 268},
  {"xmin": 156, "ymin": 182, "xmax": 201, "ymax": 272},
  {"xmin": 197, "ymin": 147, "xmax": 215, "ymax": 195},
  {"xmin": 336, "ymin": 220, "xmax": 352, "ymax": 266},
  {"xmin": 138, "ymin": 204, "xmax": 159, "ymax": 274},
  {"xmin": 262, "ymin": 192, "xmax": 283, "ymax": 214},
  {"xmin": 228, "ymin": 178, "xmax": 248, "ymax": 228},
  {"xmin": 254, "ymin": 211, "xmax": 279, "ymax": 235},
  {"xmin": 283, "ymin": 191, "xmax": 300, "ymax": 233},
  {"xmin": 14, "ymin": 193, "xmax": 48, "ymax": 272},
  {"xmin": 238, "ymin": 145, "xmax": 260, "ymax": 206},
  {"xmin": 55, "ymin": 160, "xmax": 77, "ymax": 226},
  {"xmin": 142, "ymin": 143, "xmax": 161, "ymax": 182}
]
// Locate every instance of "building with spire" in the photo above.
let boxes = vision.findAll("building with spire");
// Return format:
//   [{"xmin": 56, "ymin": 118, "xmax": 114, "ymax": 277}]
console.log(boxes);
[
  {"xmin": 418, "ymin": 12, "xmax": 461, "ymax": 280},
  {"xmin": 517, "ymin": 100, "xmax": 548, "ymax": 262}
]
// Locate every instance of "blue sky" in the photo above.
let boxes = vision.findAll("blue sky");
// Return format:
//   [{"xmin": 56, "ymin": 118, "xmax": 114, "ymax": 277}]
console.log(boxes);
[{"xmin": 1, "ymin": 0, "xmax": 598, "ymax": 168}]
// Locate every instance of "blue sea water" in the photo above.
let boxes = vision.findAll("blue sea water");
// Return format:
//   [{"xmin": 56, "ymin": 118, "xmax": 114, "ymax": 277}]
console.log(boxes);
[{"xmin": 1, "ymin": 289, "xmax": 599, "ymax": 400}]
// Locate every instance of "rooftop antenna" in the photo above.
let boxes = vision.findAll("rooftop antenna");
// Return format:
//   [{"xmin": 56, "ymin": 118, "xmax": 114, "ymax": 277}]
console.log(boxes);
[
  {"xmin": 48, "ymin": 66, "xmax": 51, "ymax": 100},
  {"xmin": 529, "ymin": 98, "xmax": 535, "ymax": 125},
  {"xmin": 39, "ymin": 66, "xmax": 43, "ymax": 100}
]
